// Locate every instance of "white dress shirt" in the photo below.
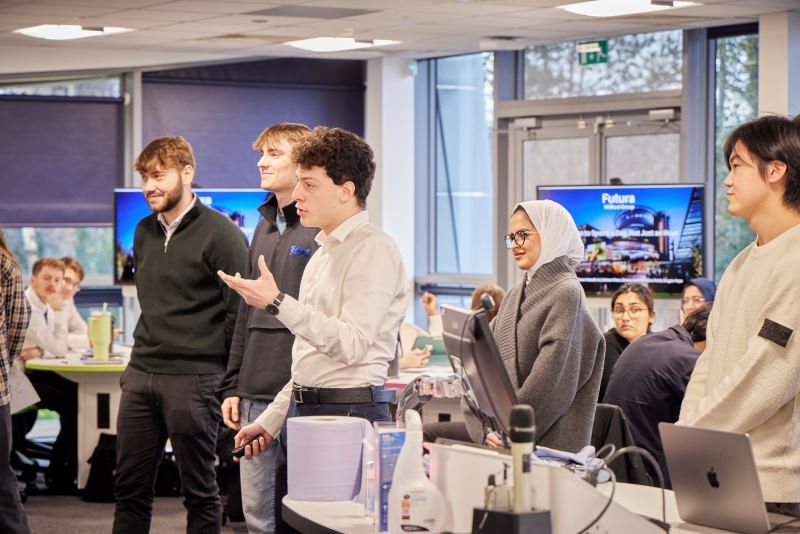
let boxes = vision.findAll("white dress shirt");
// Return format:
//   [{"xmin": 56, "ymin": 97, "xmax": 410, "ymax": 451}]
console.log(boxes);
[
  {"xmin": 255, "ymin": 210, "xmax": 411, "ymax": 436},
  {"xmin": 22, "ymin": 286, "xmax": 69, "ymax": 358},
  {"xmin": 63, "ymin": 298, "xmax": 88, "ymax": 336}
]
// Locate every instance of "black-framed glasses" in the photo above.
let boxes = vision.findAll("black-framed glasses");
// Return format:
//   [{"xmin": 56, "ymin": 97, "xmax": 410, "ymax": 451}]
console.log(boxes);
[
  {"xmin": 612, "ymin": 306, "xmax": 646, "ymax": 318},
  {"xmin": 504, "ymin": 230, "xmax": 533, "ymax": 249}
]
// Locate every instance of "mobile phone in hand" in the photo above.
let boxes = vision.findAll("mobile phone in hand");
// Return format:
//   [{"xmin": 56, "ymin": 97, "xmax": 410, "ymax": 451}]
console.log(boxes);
[{"xmin": 232, "ymin": 436, "xmax": 259, "ymax": 459}]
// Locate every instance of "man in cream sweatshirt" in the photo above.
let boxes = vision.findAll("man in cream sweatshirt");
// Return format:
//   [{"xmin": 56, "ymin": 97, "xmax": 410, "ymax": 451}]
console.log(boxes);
[{"xmin": 679, "ymin": 114, "xmax": 800, "ymax": 512}]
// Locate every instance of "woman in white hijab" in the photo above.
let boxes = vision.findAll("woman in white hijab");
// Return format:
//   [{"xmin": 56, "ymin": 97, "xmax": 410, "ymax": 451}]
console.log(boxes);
[{"xmin": 465, "ymin": 200, "xmax": 605, "ymax": 453}]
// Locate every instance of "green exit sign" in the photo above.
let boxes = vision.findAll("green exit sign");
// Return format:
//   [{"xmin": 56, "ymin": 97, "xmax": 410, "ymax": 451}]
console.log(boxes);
[{"xmin": 577, "ymin": 40, "xmax": 608, "ymax": 66}]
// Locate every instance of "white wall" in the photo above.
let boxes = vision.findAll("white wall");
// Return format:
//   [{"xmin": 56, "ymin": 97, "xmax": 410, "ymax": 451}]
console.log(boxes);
[
  {"xmin": 365, "ymin": 57, "xmax": 417, "ymax": 320},
  {"xmin": 758, "ymin": 12, "xmax": 800, "ymax": 117}
]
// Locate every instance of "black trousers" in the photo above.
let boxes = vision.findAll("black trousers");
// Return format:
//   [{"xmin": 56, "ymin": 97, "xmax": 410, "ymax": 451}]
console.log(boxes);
[
  {"xmin": 112, "ymin": 366, "xmax": 223, "ymax": 534},
  {"xmin": 27, "ymin": 370, "xmax": 78, "ymax": 490},
  {"xmin": 0, "ymin": 404, "xmax": 29, "ymax": 534},
  {"xmin": 275, "ymin": 398, "xmax": 392, "ymax": 533}
]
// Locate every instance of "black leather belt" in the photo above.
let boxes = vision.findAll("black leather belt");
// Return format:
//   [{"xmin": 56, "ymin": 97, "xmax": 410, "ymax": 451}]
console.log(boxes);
[{"xmin": 291, "ymin": 385, "xmax": 395, "ymax": 405}]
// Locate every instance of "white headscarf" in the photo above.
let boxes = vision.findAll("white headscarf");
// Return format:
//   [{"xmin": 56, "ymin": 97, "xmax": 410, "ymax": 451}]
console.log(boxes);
[{"xmin": 514, "ymin": 199, "xmax": 584, "ymax": 276}]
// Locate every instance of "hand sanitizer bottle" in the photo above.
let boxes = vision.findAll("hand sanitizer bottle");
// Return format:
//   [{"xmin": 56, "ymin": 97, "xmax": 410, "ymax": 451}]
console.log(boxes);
[{"xmin": 388, "ymin": 410, "xmax": 445, "ymax": 533}]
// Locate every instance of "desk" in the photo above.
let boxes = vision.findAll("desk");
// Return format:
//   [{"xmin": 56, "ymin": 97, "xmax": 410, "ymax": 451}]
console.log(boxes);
[
  {"xmin": 26, "ymin": 346, "xmax": 130, "ymax": 489},
  {"xmin": 283, "ymin": 483, "xmax": 793, "ymax": 534}
]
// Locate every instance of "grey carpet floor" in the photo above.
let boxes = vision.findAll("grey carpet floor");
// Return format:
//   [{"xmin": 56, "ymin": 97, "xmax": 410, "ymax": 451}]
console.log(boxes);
[{"xmin": 24, "ymin": 495, "xmax": 249, "ymax": 534}]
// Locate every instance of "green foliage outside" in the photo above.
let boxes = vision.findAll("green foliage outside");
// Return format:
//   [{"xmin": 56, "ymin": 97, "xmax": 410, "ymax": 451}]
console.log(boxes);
[
  {"xmin": 4, "ymin": 227, "xmax": 113, "ymax": 282},
  {"xmin": 714, "ymin": 35, "xmax": 758, "ymax": 282},
  {"xmin": 524, "ymin": 30, "xmax": 682, "ymax": 99}
]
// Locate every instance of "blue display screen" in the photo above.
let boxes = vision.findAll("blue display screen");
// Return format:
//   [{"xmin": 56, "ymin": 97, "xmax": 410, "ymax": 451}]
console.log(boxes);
[
  {"xmin": 114, "ymin": 188, "xmax": 269, "ymax": 284},
  {"xmin": 537, "ymin": 184, "xmax": 705, "ymax": 295}
]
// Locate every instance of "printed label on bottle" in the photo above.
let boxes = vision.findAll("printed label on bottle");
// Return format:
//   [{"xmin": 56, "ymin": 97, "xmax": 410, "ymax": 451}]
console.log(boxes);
[{"xmin": 398, "ymin": 489, "xmax": 435, "ymax": 531}]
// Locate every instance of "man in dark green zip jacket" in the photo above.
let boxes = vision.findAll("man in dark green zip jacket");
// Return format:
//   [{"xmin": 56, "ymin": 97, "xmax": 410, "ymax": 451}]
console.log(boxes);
[{"xmin": 113, "ymin": 136, "xmax": 248, "ymax": 534}]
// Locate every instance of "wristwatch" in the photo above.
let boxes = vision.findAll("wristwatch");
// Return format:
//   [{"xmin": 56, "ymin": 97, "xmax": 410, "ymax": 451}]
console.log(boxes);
[{"xmin": 265, "ymin": 292, "xmax": 285, "ymax": 316}]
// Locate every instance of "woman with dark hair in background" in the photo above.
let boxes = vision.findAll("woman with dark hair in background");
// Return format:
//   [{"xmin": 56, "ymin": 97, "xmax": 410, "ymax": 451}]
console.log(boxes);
[
  {"xmin": 599, "ymin": 283, "xmax": 655, "ymax": 401},
  {"xmin": 0, "ymin": 228, "xmax": 31, "ymax": 533},
  {"xmin": 679, "ymin": 277, "xmax": 716, "ymax": 323}
]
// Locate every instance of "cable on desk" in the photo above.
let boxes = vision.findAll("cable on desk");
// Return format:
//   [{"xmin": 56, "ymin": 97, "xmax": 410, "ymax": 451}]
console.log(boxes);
[
  {"xmin": 577, "ymin": 445, "xmax": 670, "ymax": 533},
  {"xmin": 574, "ymin": 467, "xmax": 616, "ymax": 534},
  {"xmin": 606, "ymin": 445, "xmax": 668, "ymax": 532}
]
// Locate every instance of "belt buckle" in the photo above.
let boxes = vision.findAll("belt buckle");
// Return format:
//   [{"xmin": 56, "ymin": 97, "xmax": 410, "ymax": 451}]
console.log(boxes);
[{"xmin": 293, "ymin": 386, "xmax": 304, "ymax": 404}]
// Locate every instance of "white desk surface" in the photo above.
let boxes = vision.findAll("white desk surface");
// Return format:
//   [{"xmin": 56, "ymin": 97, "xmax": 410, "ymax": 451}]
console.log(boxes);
[
  {"xmin": 283, "ymin": 482, "xmax": 798, "ymax": 534},
  {"xmin": 25, "ymin": 344, "xmax": 131, "ymax": 374}
]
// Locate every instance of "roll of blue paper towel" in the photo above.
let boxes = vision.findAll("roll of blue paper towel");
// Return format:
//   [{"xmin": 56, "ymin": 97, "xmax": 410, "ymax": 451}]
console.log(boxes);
[{"xmin": 287, "ymin": 416, "xmax": 368, "ymax": 501}]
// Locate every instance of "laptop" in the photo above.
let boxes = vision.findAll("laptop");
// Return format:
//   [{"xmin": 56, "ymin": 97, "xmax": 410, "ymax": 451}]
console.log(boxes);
[{"xmin": 659, "ymin": 423, "xmax": 789, "ymax": 534}]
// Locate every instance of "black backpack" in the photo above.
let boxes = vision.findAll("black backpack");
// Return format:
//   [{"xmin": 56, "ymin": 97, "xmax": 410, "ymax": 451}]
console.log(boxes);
[{"xmin": 83, "ymin": 433, "xmax": 117, "ymax": 502}]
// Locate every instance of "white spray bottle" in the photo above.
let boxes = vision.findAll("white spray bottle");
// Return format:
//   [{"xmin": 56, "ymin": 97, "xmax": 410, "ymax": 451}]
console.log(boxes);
[{"xmin": 388, "ymin": 409, "xmax": 445, "ymax": 533}]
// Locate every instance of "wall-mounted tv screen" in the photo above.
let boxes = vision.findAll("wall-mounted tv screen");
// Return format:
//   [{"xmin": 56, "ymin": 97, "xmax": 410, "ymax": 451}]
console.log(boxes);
[
  {"xmin": 537, "ymin": 184, "xmax": 705, "ymax": 295},
  {"xmin": 114, "ymin": 188, "xmax": 269, "ymax": 285}
]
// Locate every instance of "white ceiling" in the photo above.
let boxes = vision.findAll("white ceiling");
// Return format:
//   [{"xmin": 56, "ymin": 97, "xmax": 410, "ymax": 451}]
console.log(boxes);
[{"xmin": 0, "ymin": 0, "xmax": 797, "ymax": 78}]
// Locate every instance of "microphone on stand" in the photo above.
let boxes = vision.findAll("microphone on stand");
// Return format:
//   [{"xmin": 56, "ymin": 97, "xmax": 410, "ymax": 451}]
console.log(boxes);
[{"xmin": 509, "ymin": 405, "xmax": 536, "ymax": 513}]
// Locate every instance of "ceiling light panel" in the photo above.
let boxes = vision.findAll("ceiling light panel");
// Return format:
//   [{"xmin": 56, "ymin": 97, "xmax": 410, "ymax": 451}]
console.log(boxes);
[
  {"xmin": 246, "ymin": 5, "xmax": 377, "ymax": 19},
  {"xmin": 558, "ymin": 0, "xmax": 700, "ymax": 17}
]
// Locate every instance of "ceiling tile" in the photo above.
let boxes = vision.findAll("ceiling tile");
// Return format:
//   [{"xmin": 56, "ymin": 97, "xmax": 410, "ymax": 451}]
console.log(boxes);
[
  {"xmin": 148, "ymin": 1, "xmax": 283, "ymax": 15},
  {"xmin": 0, "ymin": 2, "xmax": 121, "ymax": 16}
]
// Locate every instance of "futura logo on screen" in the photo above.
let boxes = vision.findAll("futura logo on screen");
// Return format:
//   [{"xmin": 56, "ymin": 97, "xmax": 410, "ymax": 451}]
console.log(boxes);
[{"xmin": 601, "ymin": 192, "xmax": 636, "ymax": 211}]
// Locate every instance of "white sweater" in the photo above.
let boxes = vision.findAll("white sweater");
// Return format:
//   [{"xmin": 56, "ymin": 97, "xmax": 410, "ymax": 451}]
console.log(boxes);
[{"xmin": 679, "ymin": 223, "xmax": 800, "ymax": 502}]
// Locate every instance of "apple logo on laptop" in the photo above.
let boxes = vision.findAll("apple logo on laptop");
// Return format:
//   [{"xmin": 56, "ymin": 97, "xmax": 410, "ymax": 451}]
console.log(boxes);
[{"xmin": 706, "ymin": 468, "xmax": 720, "ymax": 489}]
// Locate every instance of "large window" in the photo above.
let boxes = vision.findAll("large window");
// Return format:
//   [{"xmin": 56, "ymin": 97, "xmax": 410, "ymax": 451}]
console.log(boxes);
[
  {"xmin": 524, "ymin": 30, "xmax": 682, "ymax": 99},
  {"xmin": 713, "ymin": 32, "xmax": 758, "ymax": 281},
  {"xmin": 2, "ymin": 227, "xmax": 113, "ymax": 285},
  {"xmin": 431, "ymin": 53, "xmax": 495, "ymax": 275}
]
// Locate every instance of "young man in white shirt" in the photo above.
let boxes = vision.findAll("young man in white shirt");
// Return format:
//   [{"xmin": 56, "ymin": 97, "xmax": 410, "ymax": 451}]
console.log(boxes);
[
  {"xmin": 679, "ymin": 114, "xmax": 800, "ymax": 515},
  {"xmin": 19, "ymin": 257, "xmax": 78, "ymax": 493},
  {"xmin": 219, "ymin": 127, "xmax": 410, "ymax": 529},
  {"xmin": 59, "ymin": 257, "xmax": 88, "ymax": 340},
  {"xmin": 21, "ymin": 258, "xmax": 68, "ymax": 360}
]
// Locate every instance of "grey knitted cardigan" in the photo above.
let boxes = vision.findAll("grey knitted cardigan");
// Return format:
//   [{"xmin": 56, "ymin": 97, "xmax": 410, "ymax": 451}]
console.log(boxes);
[{"xmin": 465, "ymin": 255, "xmax": 605, "ymax": 453}]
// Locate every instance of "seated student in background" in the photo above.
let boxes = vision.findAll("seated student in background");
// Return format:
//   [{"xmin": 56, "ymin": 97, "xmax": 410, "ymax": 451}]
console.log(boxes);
[
  {"xmin": 420, "ymin": 284, "xmax": 505, "ymax": 337},
  {"xmin": 679, "ymin": 277, "xmax": 716, "ymax": 323},
  {"xmin": 604, "ymin": 302, "xmax": 712, "ymax": 488},
  {"xmin": 60, "ymin": 257, "xmax": 87, "ymax": 338},
  {"xmin": 398, "ymin": 321, "xmax": 431, "ymax": 370},
  {"xmin": 19, "ymin": 257, "xmax": 78, "ymax": 493},
  {"xmin": 20, "ymin": 258, "xmax": 68, "ymax": 359},
  {"xmin": 60, "ymin": 257, "xmax": 90, "ymax": 351},
  {"xmin": 599, "ymin": 283, "xmax": 655, "ymax": 401},
  {"xmin": 399, "ymin": 286, "xmax": 506, "ymax": 370},
  {"xmin": 680, "ymin": 114, "xmax": 800, "ymax": 515},
  {"xmin": 468, "ymin": 200, "xmax": 604, "ymax": 453}
]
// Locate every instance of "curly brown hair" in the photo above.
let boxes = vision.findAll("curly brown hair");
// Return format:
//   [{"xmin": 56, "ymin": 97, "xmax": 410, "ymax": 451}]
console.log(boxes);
[{"xmin": 292, "ymin": 127, "xmax": 376, "ymax": 208}]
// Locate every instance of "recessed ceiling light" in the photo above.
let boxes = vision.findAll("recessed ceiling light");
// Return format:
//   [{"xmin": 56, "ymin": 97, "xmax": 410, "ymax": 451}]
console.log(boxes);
[
  {"xmin": 284, "ymin": 37, "xmax": 400, "ymax": 52},
  {"xmin": 13, "ymin": 24, "xmax": 132, "ymax": 40},
  {"xmin": 557, "ymin": 0, "xmax": 699, "ymax": 18}
]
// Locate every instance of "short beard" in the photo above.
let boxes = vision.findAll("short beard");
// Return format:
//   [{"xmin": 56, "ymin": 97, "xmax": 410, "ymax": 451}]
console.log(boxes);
[{"xmin": 152, "ymin": 180, "xmax": 185, "ymax": 214}]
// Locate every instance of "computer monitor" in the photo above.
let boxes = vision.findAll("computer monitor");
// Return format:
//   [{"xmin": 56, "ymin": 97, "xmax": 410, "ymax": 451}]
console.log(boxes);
[
  {"xmin": 440, "ymin": 304, "xmax": 517, "ymax": 437},
  {"xmin": 114, "ymin": 188, "xmax": 269, "ymax": 284}
]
